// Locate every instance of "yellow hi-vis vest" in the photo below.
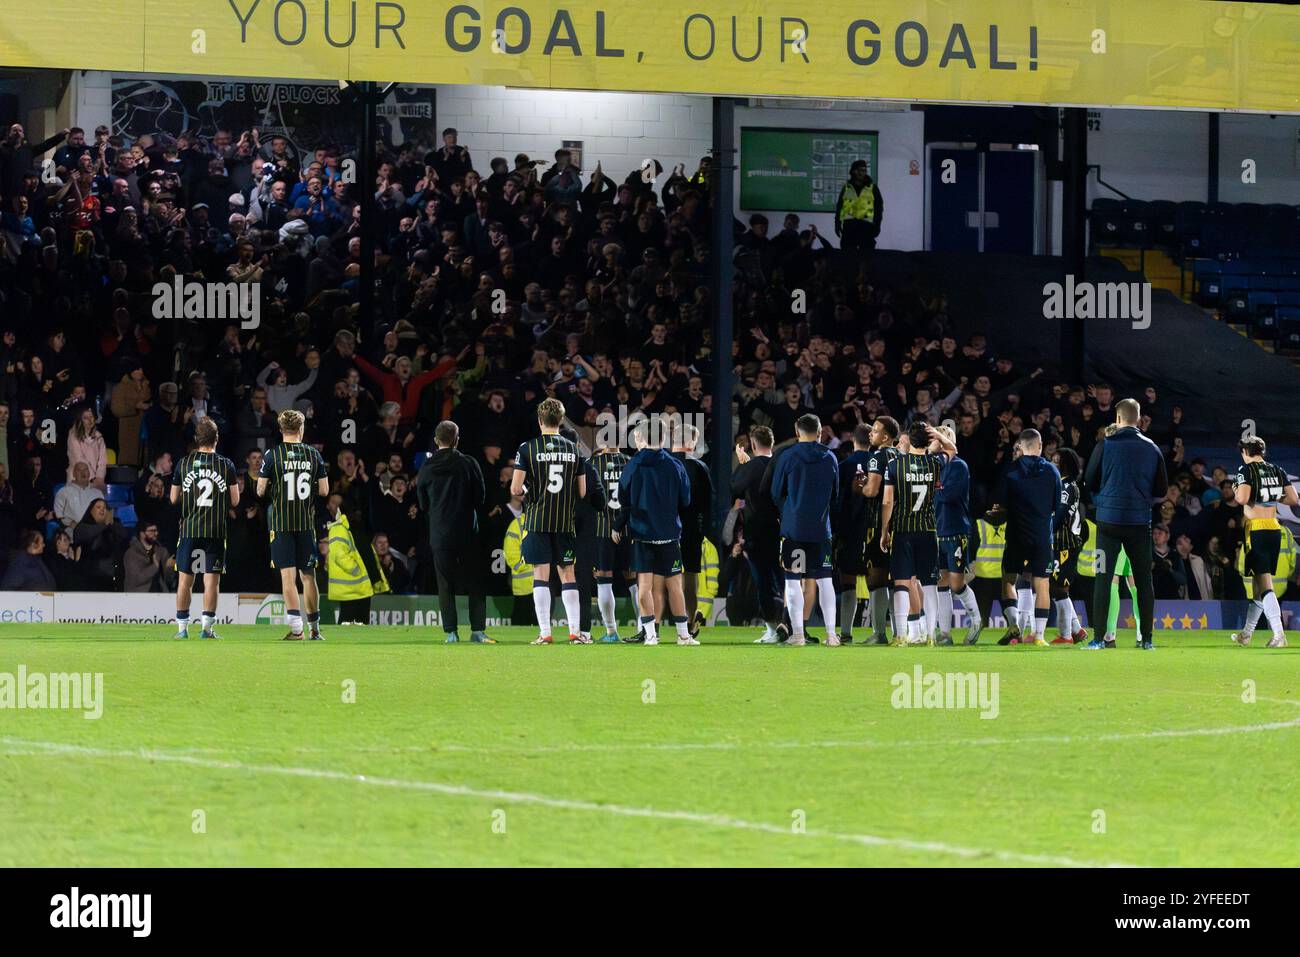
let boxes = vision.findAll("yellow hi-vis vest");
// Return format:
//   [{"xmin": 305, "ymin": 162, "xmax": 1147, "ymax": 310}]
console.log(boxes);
[
  {"xmin": 838, "ymin": 182, "xmax": 875, "ymax": 223},
  {"xmin": 326, "ymin": 512, "xmax": 374, "ymax": 601},
  {"xmin": 972, "ymin": 518, "xmax": 1005, "ymax": 578},
  {"xmin": 504, "ymin": 515, "xmax": 533, "ymax": 596},
  {"xmin": 1237, "ymin": 522, "xmax": 1295, "ymax": 598},
  {"xmin": 698, "ymin": 538, "xmax": 719, "ymax": 599},
  {"xmin": 1075, "ymin": 519, "xmax": 1101, "ymax": 577}
]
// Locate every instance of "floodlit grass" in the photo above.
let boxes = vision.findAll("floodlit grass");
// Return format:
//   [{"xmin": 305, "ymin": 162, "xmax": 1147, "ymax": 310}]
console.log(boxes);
[{"xmin": 0, "ymin": 624, "xmax": 1295, "ymax": 867}]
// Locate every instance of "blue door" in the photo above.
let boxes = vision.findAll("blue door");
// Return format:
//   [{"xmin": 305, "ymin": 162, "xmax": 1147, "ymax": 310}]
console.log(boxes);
[
  {"xmin": 983, "ymin": 149, "xmax": 1037, "ymax": 254},
  {"xmin": 928, "ymin": 147, "xmax": 980, "ymax": 252}
]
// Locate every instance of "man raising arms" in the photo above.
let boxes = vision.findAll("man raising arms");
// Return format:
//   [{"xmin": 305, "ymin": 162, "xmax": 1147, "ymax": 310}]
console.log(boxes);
[{"xmin": 879, "ymin": 422, "xmax": 949, "ymax": 645}]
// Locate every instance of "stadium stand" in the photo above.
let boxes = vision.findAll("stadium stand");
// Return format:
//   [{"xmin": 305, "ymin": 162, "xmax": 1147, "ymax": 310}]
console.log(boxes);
[{"xmin": 0, "ymin": 118, "xmax": 1288, "ymax": 604}]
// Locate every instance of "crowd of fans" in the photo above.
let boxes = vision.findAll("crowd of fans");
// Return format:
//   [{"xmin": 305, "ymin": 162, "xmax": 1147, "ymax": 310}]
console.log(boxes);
[{"xmin": 0, "ymin": 117, "xmax": 1291, "ymax": 606}]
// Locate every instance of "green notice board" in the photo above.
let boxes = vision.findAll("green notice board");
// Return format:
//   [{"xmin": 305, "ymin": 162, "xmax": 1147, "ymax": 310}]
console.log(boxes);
[{"xmin": 740, "ymin": 128, "xmax": 879, "ymax": 213}]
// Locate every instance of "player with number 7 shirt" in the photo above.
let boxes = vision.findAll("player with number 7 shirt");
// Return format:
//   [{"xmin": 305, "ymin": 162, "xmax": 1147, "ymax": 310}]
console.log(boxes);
[{"xmin": 880, "ymin": 422, "xmax": 951, "ymax": 645}]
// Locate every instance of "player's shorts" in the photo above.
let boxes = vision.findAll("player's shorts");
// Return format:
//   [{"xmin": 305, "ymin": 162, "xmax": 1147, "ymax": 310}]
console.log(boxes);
[
  {"xmin": 834, "ymin": 536, "xmax": 869, "ymax": 576},
  {"xmin": 1051, "ymin": 548, "xmax": 1075, "ymax": 588},
  {"xmin": 269, "ymin": 529, "xmax": 318, "ymax": 570},
  {"xmin": 865, "ymin": 526, "xmax": 889, "ymax": 573},
  {"xmin": 176, "ymin": 537, "xmax": 226, "ymax": 574},
  {"xmin": 1244, "ymin": 519, "xmax": 1282, "ymax": 576},
  {"xmin": 781, "ymin": 537, "xmax": 834, "ymax": 580},
  {"xmin": 632, "ymin": 540, "xmax": 683, "ymax": 577},
  {"xmin": 681, "ymin": 531, "xmax": 703, "ymax": 574},
  {"xmin": 595, "ymin": 536, "xmax": 629, "ymax": 572},
  {"xmin": 938, "ymin": 534, "xmax": 972, "ymax": 574},
  {"xmin": 1002, "ymin": 530, "xmax": 1055, "ymax": 578},
  {"xmin": 889, "ymin": 532, "xmax": 938, "ymax": 585},
  {"xmin": 522, "ymin": 532, "xmax": 577, "ymax": 567}
]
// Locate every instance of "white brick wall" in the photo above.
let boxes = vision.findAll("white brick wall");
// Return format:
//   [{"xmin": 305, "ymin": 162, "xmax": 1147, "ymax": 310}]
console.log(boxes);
[
  {"xmin": 446, "ymin": 85, "xmax": 712, "ymax": 196},
  {"xmin": 73, "ymin": 75, "xmax": 712, "ymax": 200}
]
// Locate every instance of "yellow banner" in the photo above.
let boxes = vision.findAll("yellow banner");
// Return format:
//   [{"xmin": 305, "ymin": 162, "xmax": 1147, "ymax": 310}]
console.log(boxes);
[{"xmin": 2, "ymin": 1, "xmax": 1299, "ymax": 113}]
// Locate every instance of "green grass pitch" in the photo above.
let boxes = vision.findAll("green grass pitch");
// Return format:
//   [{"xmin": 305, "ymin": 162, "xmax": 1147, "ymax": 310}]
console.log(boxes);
[{"xmin": 0, "ymin": 624, "xmax": 1295, "ymax": 867}]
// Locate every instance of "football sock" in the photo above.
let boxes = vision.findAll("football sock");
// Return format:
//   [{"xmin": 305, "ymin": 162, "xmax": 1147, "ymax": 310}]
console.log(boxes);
[
  {"xmin": 596, "ymin": 578, "xmax": 617, "ymax": 632},
  {"xmin": 287, "ymin": 609, "xmax": 304, "ymax": 636},
  {"xmin": 1055, "ymin": 598, "xmax": 1075, "ymax": 637},
  {"xmin": 922, "ymin": 584, "xmax": 939, "ymax": 638},
  {"xmin": 1107, "ymin": 579, "xmax": 1121, "ymax": 636},
  {"xmin": 870, "ymin": 587, "xmax": 890, "ymax": 637},
  {"xmin": 1016, "ymin": 586, "xmax": 1033, "ymax": 630},
  {"xmin": 306, "ymin": 611, "xmax": 319, "ymax": 633},
  {"xmin": 561, "ymin": 583, "xmax": 582, "ymax": 636},
  {"xmin": 201, "ymin": 611, "xmax": 215, "ymax": 633},
  {"xmin": 1242, "ymin": 598, "xmax": 1264, "ymax": 635},
  {"xmin": 1261, "ymin": 590, "xmax": 1283, "ymax": 636},
  {"xmin": 175, "ymin": 610, "xmax": 189, "ymax": 635},
  {"xmin": 838, "ymin": 588, "xmax": 856, "ymax": 637},
  {"xmin": 1034, "ymin": 607, "xmax": 1049, "ymax": 640},
  {"xmin": 532, "ymin": 581, "xmax": 552, "ymax": 637},
  {"xmin": 640, "ymin": 614, "xmax": 657, "ymax": 642},
  {"xmin": 784, "ymin": 579, "xmax": 806, "ymax": 637},
  {"xmin": 907, "ymin": 612, "xmax": 923, "ymax": 642},
  {"xmin": 937, "ymin": 586, "xmax": 953, "ymax": 634},
  {"xmin": 891, "ymin": 587, "xmax": 909, "ymax": 639},
  {"xmin": 816, "ymin": 578, "xmax": 837, "ymax": 640},
  {"xmin": 953, "ymin": 584, "xmax": 980, "ymax": 629},
  {"xmin": 674, "ymin": 615, "xmax": 690, "ymax": 639},
  {"xmin": 628, "ymin": 582, "xmax": 639, "ymax": 621}
]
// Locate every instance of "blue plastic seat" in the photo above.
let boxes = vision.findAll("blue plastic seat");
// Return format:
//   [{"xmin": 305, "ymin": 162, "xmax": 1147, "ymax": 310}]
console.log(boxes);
[
  {"xmin": 1249, "ymin": 290, "xmax": 1277, "ymax": 322},
  {"xmin": 1276, "ymin": 306, "xmax": 1300, "ymax": 351},
  {"xmin": 105, "ymin": 484, "xmax": 132, "ymax": 507},
  {"xmin": 1223, "ymin": 285, "xmax": 1251, "ymax": 322},
  {"xmin": 1193, "ymin": 260, "xmax": 1222, "ymax": 304}
]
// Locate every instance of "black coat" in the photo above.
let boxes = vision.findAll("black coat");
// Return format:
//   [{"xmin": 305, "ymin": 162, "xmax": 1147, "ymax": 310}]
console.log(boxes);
[
  {"xmin": 415, "ymin": 447, "xmax": 485, "ymax": 548},
  {"xmin": 731, "ymin": 454, "xmax": 779, "ymax": 542}
]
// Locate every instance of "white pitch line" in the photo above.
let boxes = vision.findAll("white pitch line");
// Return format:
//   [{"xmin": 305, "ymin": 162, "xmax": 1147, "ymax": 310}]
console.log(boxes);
[
  {"xmin": 158, "ymin": 708, "xmax": 1300, "ymax": 758},
  {"xmin": 0, "ymin": 735, "xmax": 1132, "ymax": 868},
  {"xmin": 18, "ymin": 702, "xmax": 1294, "ymax": 761}
]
